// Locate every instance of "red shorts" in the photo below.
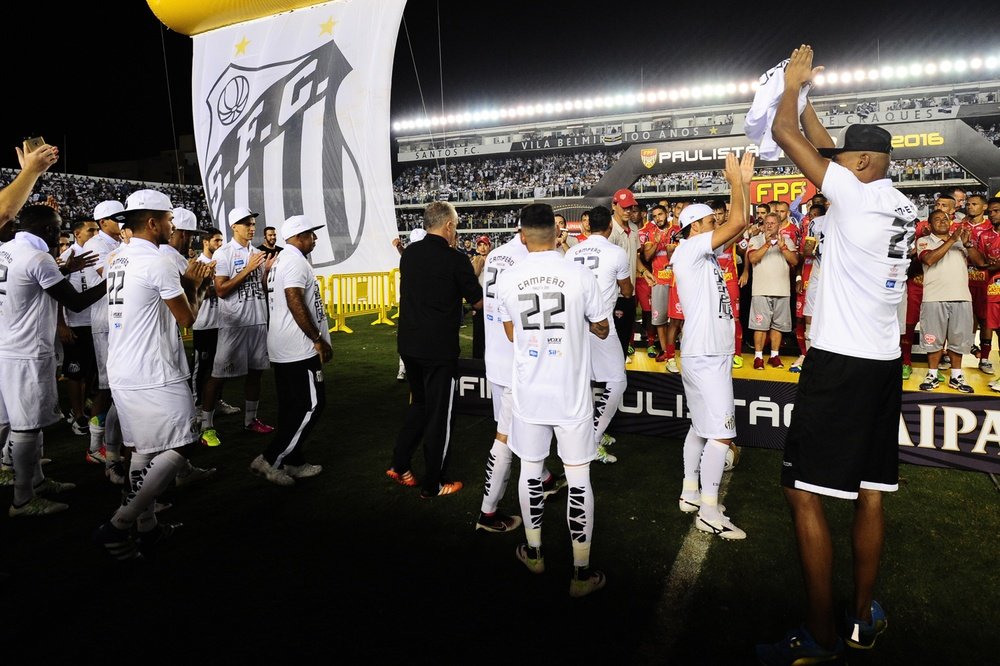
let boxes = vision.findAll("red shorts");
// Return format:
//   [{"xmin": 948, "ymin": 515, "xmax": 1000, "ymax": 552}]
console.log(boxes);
[
  {"xmin": 987, "ymin": 300, "xmax": 1000, "ymax": 330},
  {"xmin": 906, "ymin": 282, "xmax": 923, "ymax": 326},
  {"xmin": 635, "ymin": 277, "xmax": 652, "ymax": 312},
  {"xmin": 727, "ymin": 280, "xmax": 740, "ymax": 318},
  {"xmin": 970, "ymin": 283, "xmax": 987, "ymax": 321},
  {"xmin": 667, "ymin": 282, "xmax": 684, "ymax": 321}
]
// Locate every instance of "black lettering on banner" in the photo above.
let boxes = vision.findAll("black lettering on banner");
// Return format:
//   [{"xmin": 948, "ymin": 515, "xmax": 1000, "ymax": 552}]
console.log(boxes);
[{"xmin": 518, "ymin": 291, "xmax": 566, "ymax": 330}]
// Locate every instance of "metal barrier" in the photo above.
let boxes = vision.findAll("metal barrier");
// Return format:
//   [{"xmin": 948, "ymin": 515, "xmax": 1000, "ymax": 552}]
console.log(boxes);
[{"xmin": 323, "ymin": 272, "xmax": 395, "ymax": 334}]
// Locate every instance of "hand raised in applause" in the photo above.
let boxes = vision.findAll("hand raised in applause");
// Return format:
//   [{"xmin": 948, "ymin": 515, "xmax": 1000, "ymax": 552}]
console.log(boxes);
[{"xmin": 60, "ymin": 249, "xmax": 99, "ymax": 274}]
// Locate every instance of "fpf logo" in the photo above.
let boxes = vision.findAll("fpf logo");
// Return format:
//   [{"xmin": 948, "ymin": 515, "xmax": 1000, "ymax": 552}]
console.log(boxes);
[{"xmin": 641, "ymin": 148, "xmax": 658, "ymax": 169}]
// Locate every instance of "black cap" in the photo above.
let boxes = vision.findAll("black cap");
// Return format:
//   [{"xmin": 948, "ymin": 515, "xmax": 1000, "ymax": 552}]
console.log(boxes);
[{"xmin": 818, "ymin": 124, "xmax": 893, "ymax": 157}]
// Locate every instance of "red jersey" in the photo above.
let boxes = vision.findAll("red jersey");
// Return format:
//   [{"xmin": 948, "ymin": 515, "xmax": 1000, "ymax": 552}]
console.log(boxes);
[
  {"xmin": 975, "ymin": 225, "xmax": 1000, "ymax": 303},
  {"xmin": 968, "ymin": 219, "xmax": 992, "ymax": 286}
]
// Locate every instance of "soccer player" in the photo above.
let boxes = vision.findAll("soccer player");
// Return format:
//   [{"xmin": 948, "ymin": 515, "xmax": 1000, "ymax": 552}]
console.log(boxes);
[
  {"xmin": 964, "ymin": 194, "xmax": 993, "ymax": 373},
  {"xmin": 496, "ymin": 202, "xmax": 609, "ymax": 598},
  {"xmin": 640, "ymin": 203, "xmax": 676, "ymax": 364},
  {"xmin": 199, "ymin": 207, "xmax": 275, "ymax": 446},
  {"xmin": 711, "ymin": 199, "xmax": 746, "ymax": 369},
  {"xmin": 475, "ymin": 222, "xmax": 564, "ymax": 533},
  {"xmin": 251, "ymin": 216, "xmax": 330, "ymax": 486},
  {"xmin": 83, "ymin": 200, "xmax": 127, "ymax": 484},
  {"xmin": 92, "ymin": 190, "xmax": 216, "ymax": 559},
  {"xmin": 671, "ymin": 152, "xmax": 754, "ymax": 540},
  {"xmin": 57, "ymin": 217, "xmax": 100, "ymax": 440},
  {"xmin": 0, "ymin": 204, "xmax": 106, "ymax": 516},
  {"xmin": 190, "ymin": 227, "xmax": 238, "ymax": 411},
  {"xmin": 758, "ymin": 45, "xmax": 919, "ymax": 664},
  {"xmin": 979, "ymin": 197, "xmax": 1000, "ymax": 391},
  {"xmin": 566, "ymin": 205, "xmax": 633, "ymax": 464}
]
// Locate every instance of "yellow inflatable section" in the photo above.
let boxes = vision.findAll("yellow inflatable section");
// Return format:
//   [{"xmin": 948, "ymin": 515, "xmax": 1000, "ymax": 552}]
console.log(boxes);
[{"xmin": 146, "ymin": 0, "xmax": 330, "ymax": 36}]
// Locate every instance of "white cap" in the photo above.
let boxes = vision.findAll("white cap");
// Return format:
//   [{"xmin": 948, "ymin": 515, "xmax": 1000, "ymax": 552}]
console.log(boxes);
[
  {"xmin": 409, "ymin": 228, "xmax": 427, "ymax": 242},
  {"xmin": 172, "ymin": 207, "xmax": 198, "ymax": 231},
  {"xmin": 281, "ymin": 215, "xmax": 323, "ymax": 240},
  {"xmin": 93, "ymin": 200, "xmax": 124, "ymax": 221},
  {"xmin": 114, "ymin": 190, "xmax": 173, "ymax": 221},
  {"xmin": 679, "ymin": 203, "xmax": 716, "ymax": 229},
  {"xmin": 228, "ymin": 207, "xmax": 259, "ymax": 227}
]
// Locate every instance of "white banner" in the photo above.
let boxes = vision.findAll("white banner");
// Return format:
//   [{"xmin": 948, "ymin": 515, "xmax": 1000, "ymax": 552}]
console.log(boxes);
[{"xmin": 191, "ymin": 0, "xmax": 406, "ymax": 274}]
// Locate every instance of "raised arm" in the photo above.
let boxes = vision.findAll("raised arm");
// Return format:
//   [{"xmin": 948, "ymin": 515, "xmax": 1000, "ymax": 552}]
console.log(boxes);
[
  {"xmin": 0, "ymin": 141, "xmax": 60, "ymax": 228},
  {"xmin": 712, "ymin": 152, "xmax": 755, "ymax": 250},
  {"xmin": 771, "ymin": 45, "xmax": 830, "ymax": 189}
]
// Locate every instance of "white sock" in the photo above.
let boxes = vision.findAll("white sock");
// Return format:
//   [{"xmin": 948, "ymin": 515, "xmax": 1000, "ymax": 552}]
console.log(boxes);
[
  {"xmin": 201, "ymin": 408, "xmax": 215, "ymax": 430},
  {"xmin": 593, "ymin": 379, "xmax": 626, "ymax": 444},
  {"xmin": 698, "ymin": 440, "xmax": 730, "ymax": 521},
  {"xmin": 564, "ymin": 463, "xmax": 594, "ymax": 564},
  {"xmin": 1, "ymin": 423, "xmax": 11, "ymax": 466},
  {"xmin": 950, "ymin": 368, "xmax": 963, "ymax": 380},
  {"xmin": 245, "ymin": 400, "xmax": 259, "ymax": 426},
  {"xmin": 682, "ymin": 428, "xmax": 706, "ymax": 498},
  {"xmin": 89, "ymin": 415, "xmax": 105, "ymax": 453},
  {"xmin": 112, "ymin": 450, "xmax": 184, "ymax": 530},
  {"xmin": 518, "ymin": 457, "xmax": 545, "ymax": 544},
  {"xmin": 10, "ymin": 431, "xmax": 40, "ymax": 506},
  {"xmin": 480, "ymin": 439, "xmax": 512, "ymax": 515},
  {"xmin": 770, "ymin": 350, "xmax": 780, "ymax": 358},
  {"xmin": 754, "ymin": 351, "xmax": 763, "ymax": 359}
]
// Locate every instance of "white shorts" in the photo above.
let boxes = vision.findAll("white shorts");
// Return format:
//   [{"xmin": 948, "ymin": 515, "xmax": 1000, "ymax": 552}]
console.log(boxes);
[
  {"xmin": 213, "ymin": 324, "xmax": 269, "ymax": 378},
  {"xmin": 93, "ymin": 329, "xmax": 111, "ymax": 389},
  {"xmin": 680, "ymin": 354, "xmax": 737, "ymax": 440},
  {"xmin": 111, "ymin": 380, "xmax": 199, "ymax": 454},
  {"xmin": 590, "ymin": 326, "xmax": 626, "ymax": 383},
  {"xmin": 804, "ymin": 270, "xmax": 820, "ymax": 318},
  {"xmin": 490, "ymin": 381, "xmax": 513, "ymax": 436},
  {"xmin": 0, "ymin": 357, "xmax": 60, "ymax": 430},
  {"xmin": 510, "ymin": 416, "xmax": 595, "ymax": 465}
]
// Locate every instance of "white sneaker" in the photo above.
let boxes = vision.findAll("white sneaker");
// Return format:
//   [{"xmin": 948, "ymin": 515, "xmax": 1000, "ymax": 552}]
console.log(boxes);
[
  {"xmin": 666, "ymin": 358, "xmax": 680, "ymax": 374},
  {"xmin": 283, "ymin": 462, "xmax": 323, "ymax": 479},
  {"xmin": 989, "ymin": 379, "xmax": 1000, "ymax": 393},
  {"xmin": 216, "ymin": 399, "xmax": 241, "ymax": 415},
  {"xmin": 695, "ymin": 512, "xmax": 746, "ymax": 540},
  {"xmin": 250, "ymin": 454, "xmax": 295, "ymax": 486},
  {"xmin": 595, "ymin": 444, "xmax": 617, "ymax": 464},
  {"xmin": 396, "ymin": 369, "xmax": 406, "ymax": 381},
  {"xmin": 979, "ymin": 360, "xmax": 995, "ymax": 375}
]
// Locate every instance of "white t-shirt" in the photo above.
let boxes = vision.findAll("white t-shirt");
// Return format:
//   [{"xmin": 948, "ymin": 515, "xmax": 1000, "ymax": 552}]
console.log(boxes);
[
  {"xmin": 192, "ymin": 253, "xmax": 219, "ymax": 330},
  {"xmin": 159, "ymin": 244, "xmax": 188, "ymax": 275},
  {"xmin": 564, "ymin": 234, "xmax": 631, "ymax": 319},
  {"xmin": 213, "ymin": 239, "xmax": 268, "ymax": 328},
  {"xmin": 810, "ymin": 161, "xmax": 919, "ymax": 360},
  {"xmin": 82, "ymin": 230, "xmax": 120, "ymax": 333},
  {"xmin": 672, "ymin": 232, "xmax": 735, "ymax": 357},
  {"xmin": 916, "ymin": 234, "xmax": 971, "ymax": 302},
  {"xmin": 483, "ymin": 235, "xmax": 528, "ymax": 387},
  {"xmin": 266, "ymin": 245, "xmax": 330, "ymax": 363},
  {"xmin": 496, "ymin": 250, "xmax": 605, "ymax": 425},
  {"xmin": 0, "ymin": 233, "xmax": 64, "ymax": 359},
  {"xmin": 59, "ymin": 242, "xmax": 93, "ymax": 327},
  {"xmin": 106, "ymin": 238, "xmax": 189, "ymax": 389}
]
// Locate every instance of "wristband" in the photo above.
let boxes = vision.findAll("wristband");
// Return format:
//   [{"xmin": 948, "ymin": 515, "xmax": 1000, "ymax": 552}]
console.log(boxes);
[{"xmin": 795, "ymin": 275, "xmax": 802, "ymax": 281}]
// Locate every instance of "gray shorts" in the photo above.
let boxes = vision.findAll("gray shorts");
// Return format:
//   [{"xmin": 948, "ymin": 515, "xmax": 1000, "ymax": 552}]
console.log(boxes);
[
  {"xmin": 651, "ymin": 284, "xmax": 670, "ymax": 325},
  {"xmin": 919, "ymin": 301, "xmax": 973, "ymax": 353},
  {"xmin": 749, "ymin": 295, "xmax": 792, "ymax": 332}
]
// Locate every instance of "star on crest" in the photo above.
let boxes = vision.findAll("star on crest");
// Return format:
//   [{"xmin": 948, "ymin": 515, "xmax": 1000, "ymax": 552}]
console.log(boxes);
[
  {"xmin": 235, "ymin": 37, "xmax": 251, "ymax": 56},
  {"xmin": 320, "ymin": 17, "xmax": 336, "ymax": 35}
]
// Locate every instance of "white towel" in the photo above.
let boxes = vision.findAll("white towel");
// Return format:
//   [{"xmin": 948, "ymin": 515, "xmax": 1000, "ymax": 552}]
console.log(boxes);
[{"xmin": 745, "ymin": 58, "xmax": 811, "ymax": 161}]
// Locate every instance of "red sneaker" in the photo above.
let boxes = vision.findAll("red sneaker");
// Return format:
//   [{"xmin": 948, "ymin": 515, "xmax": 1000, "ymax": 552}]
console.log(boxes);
[
  {"xmin": 654, "ymin": 351, "xmax": 670, "ymax": 363},
  {"xmin": 753, "ymin": 357, "xmax": 765, "ymax": 370},
  {"xmin": 244, "ymin": 418, "xmax": 275, "ymax": 434},
  {"xmin": 768, "ymin": 356, "xmax": 784, "ymax": 368}
]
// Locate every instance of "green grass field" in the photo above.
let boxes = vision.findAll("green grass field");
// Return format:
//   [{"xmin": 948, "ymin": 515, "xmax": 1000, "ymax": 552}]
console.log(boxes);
[{"xmin": 4, "ymin": 312, "xmax": 997, "ymax": 664}]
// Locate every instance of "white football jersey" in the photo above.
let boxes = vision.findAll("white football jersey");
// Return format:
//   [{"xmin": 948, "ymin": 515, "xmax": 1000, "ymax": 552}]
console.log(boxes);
[
  {"xmin": 266, "ymin": 245, "xmax": 330, "ymax": 363},
  {"xmin": 811, "ymin": 162, "xmax": 918, "ymax": 360},
  {"xmin": 192, "ymin": 253, "xmax": 220, "ymax": 330},
  {"xmin": 213, "ymin": 239, "xmax": 267, "ymax": 327},
  {"xmin": 564, "ymin": 234, "xmax": 631, "ymax": 318},
  {"xmin": 482, "ymin": 235, "xmax": 528, "ymax": 387},
  {"xmin": 496, "ymin": 250, "xmax": 605, "ymax": 425},
  {"xmin": 106, "ymin": 238, "xmax": 189, "ymax": 389},
  {"xmin": 0, "ymin": 233, "xmax": 64, "ymax": 359},
  {"xmin": 159, "ymin": 244, "xmax": 188, "ymax": 275},
  {"xmin": 82, "ymin": 231, "xmax": 120, "ymax": 333},
  {"xmin": 59, "ymin": 242, "xmax": 93, "ymax": 327},
  {"xmin": 672, "ymin": 232, "xmax": 734, "ymax": 357}
]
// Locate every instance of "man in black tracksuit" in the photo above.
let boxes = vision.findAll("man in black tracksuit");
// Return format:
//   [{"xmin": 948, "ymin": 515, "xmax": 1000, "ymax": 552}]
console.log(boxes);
[{"xmin": 389, "ymin": 201, "xmax": 483, "ymax": 499}]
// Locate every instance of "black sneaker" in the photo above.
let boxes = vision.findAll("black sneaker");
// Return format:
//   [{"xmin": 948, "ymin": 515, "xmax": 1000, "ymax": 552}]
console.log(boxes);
[
  {"xmin": 93, "ymin": 522, "xmax": 142, "ymax": 561},
  {"xmin": 475, "ymin": 511, "xmax": 522, "ymax": 533},
  {"xmin": 136, "ymin": 521, "xmax": 182, "ymax": 553},
  {"xmin": 919, "ymin": 374, "xmax": 940, "ymax": 391},
  {"xmin": 948, "ymin": 374, "xmax": 974, "ymax": 393}
]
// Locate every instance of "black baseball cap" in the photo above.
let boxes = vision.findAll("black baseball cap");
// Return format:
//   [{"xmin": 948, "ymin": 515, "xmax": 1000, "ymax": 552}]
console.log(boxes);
[{"xmin": 818, "ymin": 124, "xmax": 893, "ymax": 157}]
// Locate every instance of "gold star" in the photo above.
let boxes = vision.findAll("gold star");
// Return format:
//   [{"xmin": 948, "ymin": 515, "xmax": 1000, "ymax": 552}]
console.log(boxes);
[
  {"xmin": 235, "ymin": 37, "xmax": 251, "ymax": 56},
  {"xmin": 320, "ymin": 17, "xmax": 336, "ymax": 35},
  {"xmin": 709, "ymin": 126, "xmax": 718, "ymax": 135}
]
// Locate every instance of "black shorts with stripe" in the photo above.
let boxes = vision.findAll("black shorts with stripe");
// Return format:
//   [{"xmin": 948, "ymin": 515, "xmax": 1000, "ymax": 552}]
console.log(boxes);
[{"xmin": 781, "ymin": 347, "xmax": 901, "ymax": 499}]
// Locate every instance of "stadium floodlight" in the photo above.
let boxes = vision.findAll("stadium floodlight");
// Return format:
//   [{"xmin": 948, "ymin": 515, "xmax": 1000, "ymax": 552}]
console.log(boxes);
[
  {"xmin": 750, "ymin": 80, "xmax": 760, "ymax": 91},
  {"xmin": 924, "ymin": 63, "xmax": 937, "ymax": 75},
  {"xmin": 552, "ymin": 102, "xmax": 563, "ymax": 113},
  {"xmin": 726, "ymin": 82, "xmax": 738, "ymax": 94},
  {"xmin": 573, "ymin": 99, "xmax": 583, "ymax": 110},
  {"xmin": 691, "ymin": 86, "xmax": 702, "ymax": 99},
  {"xmin": 940, "ymin": 60, "xmax": 953, "ymax": 72},
  {"xmin": 867, "ymin": 69, "xmax": 879, "ymax": 80},
  {"xmin": 583, "ymin": 98, "xmax": 594, "ymax": 110},
  {"xmin": 986, "ymin": 56, "xmax": 998, "ymax": 69},
  {"xmin": 853, "ymin": 69, "xmax": 866, "ymax": 82},
  {"xmin": 657, "ymin": 89, "xmax": 668, "ymax": 101},
  {"xmin": 895, "ymin": 65, "xmax": 909, "ymax": 78},
  {"xmin": 970, "ymin": 58, "xmax": 982, "ymax": 70},
  {"xmin": 603, "ymin": 96, "xmax": 614, "ymax": 107},
  {"xmin": 668, "ymin": 89, "xmax": 679, "ymax": 101},
  {"xmin": 909, "ymin": 63, "xmax": 922, "ymax": 76},
  {"xmin": 881, "ymin": 65, "xmax": 894, "ymax": 80},
  {"xmin": 825, "ymin": 71, "xmax": 839, "ymax": 84},
  {"xmin": 738, "ymin": 82, "xmax": 750, "ymax": 94},
  {"xmin": 954, "ymin": 59, "xmax": 967, "ymax": 72}
]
